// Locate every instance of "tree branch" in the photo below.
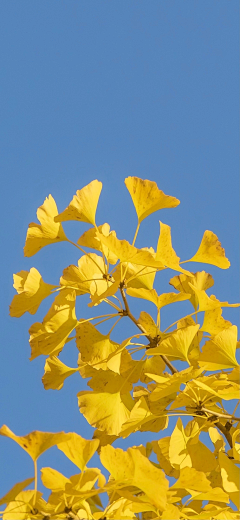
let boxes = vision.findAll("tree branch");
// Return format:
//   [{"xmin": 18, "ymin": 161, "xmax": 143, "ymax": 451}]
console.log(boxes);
[
  {"xmin": 119, "ymin": 284, "xmax": 178, "ymax": 375},
  {"xmin": 216, "ymin": 421, "xmax": 233, "ymax": 449}
]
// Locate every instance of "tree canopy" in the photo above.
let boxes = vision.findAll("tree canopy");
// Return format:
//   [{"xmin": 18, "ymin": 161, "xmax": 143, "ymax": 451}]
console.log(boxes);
[{"xmin": 2, "ymin": 177, "xmax": 240, "ymax": 520}]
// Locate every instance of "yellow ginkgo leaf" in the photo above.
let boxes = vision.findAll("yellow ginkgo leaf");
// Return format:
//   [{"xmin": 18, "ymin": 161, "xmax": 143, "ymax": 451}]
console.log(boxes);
[
  {"xmin": 10, "ymin": 268, "xmax": 56, "ymax": 317},
  {"xmin": 149, "ymin": 367, "xmax": 203, "ymax": 402},
  {"xmin": 172, "ymin": 467, "xmax": 212, "ymax": 493},
  {"xmin": 169, "ymin": 271, "xmax": 214, "ymax": 310},
  {"xmin": 186, "ymin": 230, "xmax": 230, "ymax": 269},
  {"xmin": 161, "ymin": 504, "xmax": 181, "ymax": 520},
  {"xmin": 24, "ymin": 195, "xmax": 67, "ymax": 257},
  {"xmin": 0, "ymin": 425, "xmax": 70, "ymax": 462},
  {"xmin": 60, "ymin": 253, "xmax": 108, "ymax": 296},
  {"xmin": 219, "ymin": 451, "xmax": 240, "ymax": 508},
  {"xmin": 125, "ymin": 177, "xmax": 180, "ymax": 224},
  {"xmin": 156, "ymin": 222, "xmax": 192, "ymax": 275},
  {"xmin": 114, "ymin": 262, "xmax": 157, "ymax": 291},
  {"xmin": 78, "ymin": 390, "xmax": 134, "ymax": 436},
  {"xmin": 78, "ymin": 372, "xmax": 134, "ymax": 436},
  {"xmin": 188, "ymin": 285, "xmax": 240, "ymax": 312},
  {"xmin": 151, "ymin": 437, "xmax": 179, "ymax": 479},
  {"xmin": 209, "ymin": 427, "xmax": 225, "ymax": 455},
  {"xmin": 127, "ymin": 287, "xmax": 191, "ymax": 310},
  {"xmin": 201, "ymin": 306, "xmax": 232, "ymax": 335},
  {"xmin": 187, "ymin": 487, "xmax": 229, "ymax": 503},
  {"xmin": 137, "ymin": 311, "xmax": 161, "ymax": 341},
  {"xmin": 199, "ymin": 325, "xmax": 239, "ymax": 370},
  {"xmin": 2, "ymin": 490, "xmax": 45, "ymax": 520},
  {"xmin": 97, "ymin": 232, "xmax": 165, "ymax": 268},
  {"xmin": 54, "ymin": 180, "xmax": 102, "ymax": 225},
  {"xmin": 100, "ymin": 444, "xmax": 169, "ymax": 511},
  {"xmin": 78, "ymin": 223, "xmax": 118, "ymax": 264},
  {"xmin": 147, "ymin": 325, "xmax": 200, "ymax": 363},
  {"xmin": 41, "ymin": 467, "xmax": 70, "ymax": 491},
  {"xmin": 169, "ymin": 419, "xmax": 194, "ymax": 471},
  {"xmin": 29, "ymin": 290, "xmax": 78, "ymax": 360},
  {"xmin": 232, "ymin": 429, "xmax": 240, "ymax": 462},
  {"xmin": 75, "ymin": 321, "xmax": 119, "ymax": 370},
  {"xmin": 57, "ymin": 433, "xmax": 99, "ymax": 471},
  {"xmin": 100, "ymin": 497, "xmax": 139, "ymax": 520},
  {"xmin": 169, "ymin": 418, "xmax": 216, "ymax": 472},
  {"xmin": 120, "ymin": 396, "xmax": 167, "ymax": 438},
  {"xmin": 42, "ymin": 356, "xmax": 78, "ymax": 390},
  {"xmin": 0, "ymin": 477, "xmax": 34, "ymax": 506}
]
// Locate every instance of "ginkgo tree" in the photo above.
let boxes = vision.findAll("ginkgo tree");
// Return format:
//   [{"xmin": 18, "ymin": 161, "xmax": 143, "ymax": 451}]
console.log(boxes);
[{"xmin": 1, "ymin": 177, "xmax": 240, "ymax": 519}]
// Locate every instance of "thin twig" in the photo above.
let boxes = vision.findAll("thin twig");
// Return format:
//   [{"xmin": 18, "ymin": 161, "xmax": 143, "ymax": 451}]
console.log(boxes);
[{"xmin": 119, "ymin": 284, "xmax": 178, "ymax": 375}]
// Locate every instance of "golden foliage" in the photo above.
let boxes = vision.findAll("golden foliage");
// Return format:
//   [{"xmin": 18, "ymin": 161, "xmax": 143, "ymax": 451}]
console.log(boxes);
[{"xmin": 3, "ymin": 177, "xmax": 240, "ymax": 520}]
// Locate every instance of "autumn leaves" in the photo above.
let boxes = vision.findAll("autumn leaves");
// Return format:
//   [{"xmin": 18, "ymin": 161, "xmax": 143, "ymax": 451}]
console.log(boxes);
[{"xmin": 2, "ymin": 177, "xmax": 240, "ymax": 519}]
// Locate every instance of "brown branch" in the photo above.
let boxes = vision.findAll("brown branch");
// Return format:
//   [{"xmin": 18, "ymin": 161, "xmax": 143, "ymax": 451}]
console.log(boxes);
[
  {"xmin": 216, "ymin": 421, "xmax": 233, "ymax": 449},
  {"xmin": 119, "ymin": 285, "xmax": 178, "ymax": 375}
]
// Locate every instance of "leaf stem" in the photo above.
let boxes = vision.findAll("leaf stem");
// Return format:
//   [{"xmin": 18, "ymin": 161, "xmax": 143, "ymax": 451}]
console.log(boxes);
[
  {"xmin": 66, "ymin": 238, "xmax": 105, "ymax": 274},
  {"xmin": 34, "ymin": 459, "xmax": 37, "ymax": 506},
  {"xmin": 132, "ymin": 222, "xmax": 140, "ymax": 247}
]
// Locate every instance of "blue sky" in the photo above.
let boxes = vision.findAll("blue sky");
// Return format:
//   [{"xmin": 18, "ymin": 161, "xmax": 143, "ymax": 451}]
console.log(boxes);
[{"xmin": 0, "ymin": 0, "xmax": 239, "ymax": 502}]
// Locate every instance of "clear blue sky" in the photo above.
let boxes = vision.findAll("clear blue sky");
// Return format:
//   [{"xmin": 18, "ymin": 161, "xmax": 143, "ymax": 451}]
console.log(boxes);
[{"xmin": 0, "ymin": 0, "xmax": 239, "ymax": 501}]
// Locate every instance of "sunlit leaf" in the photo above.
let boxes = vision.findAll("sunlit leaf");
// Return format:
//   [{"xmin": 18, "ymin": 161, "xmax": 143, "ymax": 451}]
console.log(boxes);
[
  {"xmin": 0, "ymin": 425, "xmax": 70, "ymax": 461},
  {"xmin": 186, "ymin": 230, "xmax": 230, "ymax": 269},
  {"xmin": 120, "ymin": 396, "xmax": 168, "ymax": 438},
  {"xmin": 137, "ymin": 312, "xmax": 161, "ymax": 344},
  {"xmin": 199, "ymin": 325, "xmax": 239, "ymax": 370},
  {"xmin": 169, "ymin": 271, "xmax": 214, "ymax": 310},
  {"xmin": 169, "ymin": 418, "xmax": 216, "ymax": 472},
  {"xmin": 41, "ymin": 467, "xmax": 70, "ymax": 491},
  {"xmin": 97, "ymin": 232, "xmax": 165, "ymax": 268},
  {"xmin": 24, "ymin": 195, "xmax": 67, "ymax": 257},
  {"xmin": 60, "ymin": 253, "xmax": 109, "ymax": 296},
  {"xmin": 125, "ymin": 176, "xmax": 179, "ymax": 224},
  {"xmin": 99, "ymin": 497, "xmax": 137, "ymax": 519},
  {"xmin": 148, "ymin": 367, "xmax": 203, "ymax": 402},
  {"xmin": 161, "ymin": 503, "xmax": 180, "ymax": 519},
  {"xmin": 78, "ymin": 390, "xmax": 134, "ymax": 436},
  {"xmin": 114, "ymin": 261, "xmax": 157, "ymax": 290},
  {"xmin": 0, "ymin": 478, "xmax": 34, "ymax": 506},
  {"xmin": 57, "ymin": 432, "xmax": 99, "ymax": 471},
  {"xmin": 10, "ymin": 268, "xmax": 56, "ymax": 318},
  {"xmin": 78, "ymin": 223, "xmax": 118, "ymax": 264},
  {"xmin": 100, "ymin": 444, "xmax": 169, "ymax": 511},
  {"xmin": 42, "ymin": 356, "xmax": 78, "ymax": 390},
  {"xmin": 76, "ymin": 321, "xmax": 119, "ymax": 371},
  {"xmin": 172, "ymin": 467, "xmax": 212, "ymax": 492},
  {"xmin": 188, "ymin": 285, "xmax": 240, "ymax": 312},
  {"xmin": 219, "ymin": 451, "xmax": 240, "ymax": 508},
  {"xmin": 127, "ymin": 286, "xmax": 191, "ymax": 310},
  {"xmin": 78, "ymin": 371, "xmax": 134, "ymax": 435},
  {"xmin": 89, "ymin": 279, "xmax": 120, "ymax": 307},
  {"xmin": 156, "ymin": 222, "xmax": 192, "ymax": 275},
  {"xmin": 201, "ymin": 306, "xmax": 232, "ymax": 335},
  {"xmin": 140, "ymin": 354, "xmax": 165, "ymax": 383},
  {"xmin": 147, "ymin": 324, "xmax": 200, "ymax": 363},
  {"xmin": 232, "ymin": 429, "xmax": 240, "ymax": 462},
  {"xmin": 29, "ymin": 289, "xmax": 78, "ymax": 359},
  {"xmin": 2, "ymin": 490, "xmax": 44, "ymax": 520},
  {"xmin": 188, "ymin": 487, "xmax": 229, "ymax": 503},
  {"xmin": 209, "ymin": 427, "xmax": 225, "ymax": 455},
  {"xmin": 54, "ymin": 180, "xmax": 102, "ymax": 225},
  {"xmin": 151, "ymin": 437, "xmax": 179, "ymax": 479}
]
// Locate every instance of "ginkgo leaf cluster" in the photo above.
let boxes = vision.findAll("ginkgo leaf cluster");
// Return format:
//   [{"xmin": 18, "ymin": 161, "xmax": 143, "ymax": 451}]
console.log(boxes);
[{"xmin": 2, "ymin": 177, "xmax": 239, "ymax": 519}]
